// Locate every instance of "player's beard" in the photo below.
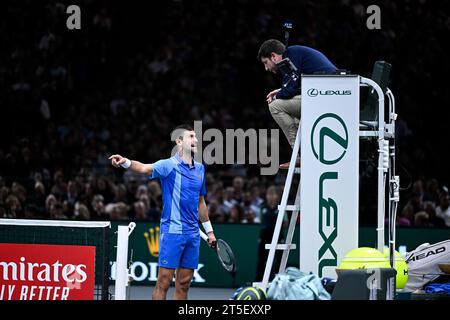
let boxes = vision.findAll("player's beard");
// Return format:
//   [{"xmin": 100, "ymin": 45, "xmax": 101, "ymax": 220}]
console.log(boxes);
[{"xmin": 180, "ymin": 144, "xmax": 197, "ymax": 157}]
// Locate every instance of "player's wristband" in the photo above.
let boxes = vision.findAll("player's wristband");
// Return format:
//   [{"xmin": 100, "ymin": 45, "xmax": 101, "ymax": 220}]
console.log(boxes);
[
  {"xmin": 120, "ymin": 158, "xmax": 131, "ymax": 169},
  {"xmin": 202, "ymin": 221, "xmax": 213, "ymax": 234}
]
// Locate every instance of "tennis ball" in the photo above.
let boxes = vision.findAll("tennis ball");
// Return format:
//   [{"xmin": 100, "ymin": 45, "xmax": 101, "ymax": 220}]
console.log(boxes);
[
  {"xmin": 383, "ymin": 248, "xmax": 408, "ymax": 289},
  {"xmin": 338, "ymin": 247, "xmax": 390, "ymax": 271}
]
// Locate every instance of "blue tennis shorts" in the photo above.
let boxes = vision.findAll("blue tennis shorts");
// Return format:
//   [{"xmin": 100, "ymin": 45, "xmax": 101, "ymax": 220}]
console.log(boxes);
[{"xmin": 158, "ymin": 232, "xmax": 200, "ymax": 269}]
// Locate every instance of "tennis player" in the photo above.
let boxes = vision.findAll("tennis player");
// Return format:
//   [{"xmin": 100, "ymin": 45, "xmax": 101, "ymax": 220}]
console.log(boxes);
[{"xmin": 109, "ymin": 124, "xmax": 216, "ymax": 300}]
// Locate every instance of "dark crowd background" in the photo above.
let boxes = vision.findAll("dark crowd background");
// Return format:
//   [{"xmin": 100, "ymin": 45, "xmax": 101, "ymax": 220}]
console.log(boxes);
[{"xmin": 0, "ymin": 0, "xmax": 449, "ymax": 230}]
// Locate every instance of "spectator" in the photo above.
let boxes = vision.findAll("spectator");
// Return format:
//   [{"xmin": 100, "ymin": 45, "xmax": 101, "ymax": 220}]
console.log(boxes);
[
  {"xmin": 4, "ymin": 195, "xmax": 22, "ymax": 218},
  {"xmin": 207, "ymin": 199, "xmax": 225, "ymax": 223},
  {"xmin": 424, "ymin": 201, "xmax": 446, "ymax": 228},
  {"xmin": 45, "ymin": 194, "xmax": 57, "ymax": 216},
  {"xmin": 232, "ymin": 177, "xmax": 245, "ymax": 203},
  {"xmin": 221, "ymin": 187, "xmax": 237, "ymax": 215},
  {"xmin": 110, "ymin": 202, "xmax": 129, "ymax": 220},
  {"xmin": 414, "ymin": 211, "xmax": 430, "ymax": 227},
  {"xmin": 133, "ymin": 200, "xmax": 148, "ymax": 220},
  {"xmin": 66, "ymin": 180, "xmax": 79, "ymax": 206},
  {"xmin": 74, "ymin": 202, "xmax": 91, "ymax": 220},
  {"xmin": 113, "ymin": 184, "xmax": 128, "ymax": 203},
  {"xmin": 228, "ymin": 204, "xmax": 245, "ymax": 223},
  {"xmin": 242, "ymin": 208, "xmax": 257, "ymax": 224},
  {"xmin": 436, "ymin": 192, "xmax": 450, "ymax": 227},
  {"xmin": 250, "ymin": 185, "xmax": 264, "ymax": 213},
  {"xmin": 423, "ymin": 179, "xmax": 441, "ymax": 205},
  {"xmin": 49, "ymin": 202, "xmax": 68, "ymax": 219},
  {"xmin": 50, "ymin": 170, "xmax": 67, "ymax": 199},
  {"xmin": 406, "ymin": 191, "xmax": 424, "ymax": 216},
  {"xmin": 33, "ymin": 181, "xmax": 47, "ymax": 214},
  {"xmin": 147, "ymin": 180, "xmax": 162, "ymax": 210},
  {"xmin": 397, "ymin": 204, "xmax": 413, "ymax": 227},
  {"xmin": 91, "ymin": 194, "xmax": 106, "ymax": 219},
  {"xmin": 11, "ymin": 182, "xmax": 27, "ymax": 204}
]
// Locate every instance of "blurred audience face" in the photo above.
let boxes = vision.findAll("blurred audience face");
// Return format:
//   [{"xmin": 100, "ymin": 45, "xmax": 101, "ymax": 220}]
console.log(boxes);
[
  {"xmin": 116, "ymin": 184, "xmax": 127, "ymax": 200},
  {"xmin": 54, "ymin": 170, "xmax": 64, "ymax": 185},
  {"xmin": 97, "ymin": 178, "xmax": 107, "ymax": 191},
  {"xmin": 35, "ymin": 181, "xmax": 45, "ymax": 196},
  {"xmin": 139, "ymin": 194, "xmax": 150, "ymax": 210},
  {"xmin": 6, "ymin": 195, "xmax": 21, "ymax": 213},
  {"xmin": 110, "ymin": 205, "xmax": 121, "ymax": 220},
  {"xmin": 134, "ymin": 201, "xmax": 147, "ymax": 219},
  {"xmin": 424, "ymin": 201, "xmax": 436, "ymax": 216},
  {"xmin": 148, "ymin": 181, "xmax": 162, "ymax": 197},
  {"xmin": 265, "ymin": 186, "xmax": 279, "ymax": 208},
  {"xmin": 243, "ymin": 192, "xmax": 252, "ymax": 205},
  {"xmin": 74, "ymin": 202, "xmax": 90, "ymax": 219},
  {"xmin": 110, "ymin": 202, "xmax": 128, "ymax": 220},
  {"xmin": 68, "ymin": 180, "xmax": 78, "ymax": 194},
  {"xmin": 45, "ymin": 194, "xmax": 57, "ymax": 212},
  {"xmin": 93, "ymin": 198, "xmax": 105, "ymax": 216},
  {"xmin": 412, "ymin": 180, "xmax": 424, "ymax": 195},
  {"xmin": 400, "ymin": 204, "xmax": 414, "ymax": 221},
  {"xmin": 208, "ymin": 200, "xmax": 219, "ymax": 214},
  {"xmin": 126, "ymin": 178, "xmax": 138, "ymax": 194},
  {"xmin": 136, "ymin": 185, "xmax": 148, "ymax": 199},
  {"xmin": 440, "ymin": 193, "xmax": 449, "ymax": 210},
  {"xmin": 12, "ymin": 182, "xmax": 27, "ymax": 199},
  {"xmin": 224, "ymin": 187, "xmax": 235, "ymax": 200},
  {"xmin": 1, "ymin": 186, "xmax": 10, "ymax": 201},
  {"xmin": 229, "ymin": 205, "xmax": 243, "ymax": 223},
  {"xmin": 251, "ymin": 186, "xmax": 261, "ymax": 200},
  {"xmin": 233, "ymin": 177, "xmax": 244, "ymax": 192},
  {"xmin": 414, "ymin": 211, "xmax": 429, "ymax": 227},
  {"xmin": 50, "ymin": 203, "xmax": 65, "ymax": 219},
  {"xmin": 85, "ymin": 183, "xmax": 94, "ymax": 196},
  {"xmin": 244, "ymin": 209, "xmax": 256, "ymax": 223},
  {"xmin": 34, "ymin": 172, "xmax": 43, "ymax": 182}
]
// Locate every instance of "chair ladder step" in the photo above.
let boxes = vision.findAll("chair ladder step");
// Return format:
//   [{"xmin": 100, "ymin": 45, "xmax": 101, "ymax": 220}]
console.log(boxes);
[
  {"xmin": 265, "ymin": 243, "xmax": 297, "ymax": 250},
  {"xmin": 278, "ymin": 205, "xmax": 299, "ymax": 211}
]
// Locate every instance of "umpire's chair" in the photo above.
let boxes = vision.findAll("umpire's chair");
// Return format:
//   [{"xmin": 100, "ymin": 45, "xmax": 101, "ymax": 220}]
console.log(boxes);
[{"xmin": 361, "ymin": 60, "xmax": 392, "ymax": 122}]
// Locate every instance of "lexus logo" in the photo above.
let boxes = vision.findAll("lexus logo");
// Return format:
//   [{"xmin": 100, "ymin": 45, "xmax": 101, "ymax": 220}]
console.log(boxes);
[
  {"xmin": 307, "ymin": 88, "xmax": 318, "ymax": 97},
  {"xmin": 307, "ymin": 88, "xmax": 352, "ymax": 97},
  {"xmin": 310, "ymin": 113, "xmax": 349, "ymax": 165}
]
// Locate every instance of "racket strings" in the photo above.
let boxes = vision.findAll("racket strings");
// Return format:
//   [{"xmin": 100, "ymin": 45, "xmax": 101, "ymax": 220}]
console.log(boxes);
[{"xmin": 217, "ymin": 239, "xmax": 235, "ymax": 272}]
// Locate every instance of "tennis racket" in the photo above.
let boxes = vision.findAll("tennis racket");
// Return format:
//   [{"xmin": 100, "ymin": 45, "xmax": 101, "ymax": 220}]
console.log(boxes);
[{"xmin": 200, "ymin": 230, "xmax": 236, "ymax": 273}]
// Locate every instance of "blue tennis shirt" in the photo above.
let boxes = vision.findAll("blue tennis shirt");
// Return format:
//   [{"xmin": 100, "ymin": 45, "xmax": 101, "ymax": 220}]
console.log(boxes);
[{"xmin": 149, "ymin": 153, "xmax": 206, "ymax": 235}]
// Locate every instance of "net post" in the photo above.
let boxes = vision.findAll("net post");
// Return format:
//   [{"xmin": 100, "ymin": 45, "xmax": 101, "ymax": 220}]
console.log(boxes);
[
  {"xmin": 101, "ymin": 223, "xmax": 110, "ymax": 300},
  {"xmin": 114, "ymin": 222, "xmax": 135, "ymax": 300}
]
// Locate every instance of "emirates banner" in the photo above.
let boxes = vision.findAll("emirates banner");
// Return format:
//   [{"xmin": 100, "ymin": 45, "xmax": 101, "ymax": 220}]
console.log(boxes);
[{"xmin": 0, "ymin": 243, "xmax": 96, "ymax": 300}]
